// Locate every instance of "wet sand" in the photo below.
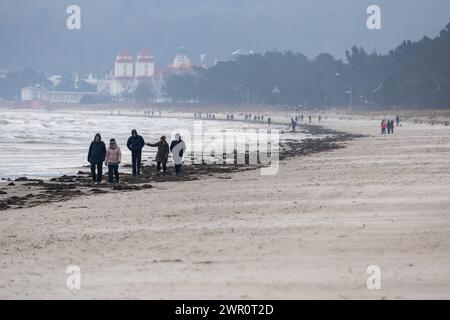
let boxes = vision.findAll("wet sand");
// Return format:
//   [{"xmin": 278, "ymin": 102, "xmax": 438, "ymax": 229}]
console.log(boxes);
[
  {"xmin": 0, "ymin": 124, "xmax": 356, "ymax": 211},
  {"xmin": 0, "ymin": 117, "xmax": 449, "ymax": 299}
]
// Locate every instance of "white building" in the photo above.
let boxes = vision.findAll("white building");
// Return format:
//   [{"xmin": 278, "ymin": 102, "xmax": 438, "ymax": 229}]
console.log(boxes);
[
  {"xmin": 135, "ymin": 48, "xmax": 155, "ymax": 78},
  {"xmin": 21, "ymin": 87, "xmax": 95, "ymax": 105},
  {"xmin": 171, "ymin": 46, "xmax": 192, "ymax": 68},
  {"xmin": 114, "ymin": 50, "xmax": 134, "ymax": 79}
]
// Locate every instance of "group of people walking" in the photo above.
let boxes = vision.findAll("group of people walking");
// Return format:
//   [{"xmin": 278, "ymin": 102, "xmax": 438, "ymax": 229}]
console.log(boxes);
[
  {"xmin": 87, "ymin": 130, "xmax": 186, "ymax": 185},
  {"xmin": 381, "ymin": 115, "xmax": 400, "ymax": 134}
]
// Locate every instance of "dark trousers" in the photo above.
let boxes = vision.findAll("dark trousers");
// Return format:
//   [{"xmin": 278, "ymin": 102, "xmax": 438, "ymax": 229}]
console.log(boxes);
[
  {"xmin": 175, "ymin": 164, "xmax": 182, "ymax": 175},
  {"xmin": 108, "ymin": 164, "xmax": 119, "ymax": 183},
  {"xmin": 157, "ymin": 161, "xmax": 167, "ymax": 174},
  {"xmin": 90, "ymin": 162, "xmax": 103, "ymax": 182},
  {"xmin": 131, "ymin": 151, "xmax": 142, "ymax": 175}
]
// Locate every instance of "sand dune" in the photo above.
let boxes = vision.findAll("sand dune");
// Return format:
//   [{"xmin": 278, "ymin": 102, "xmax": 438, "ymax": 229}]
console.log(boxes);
[{"xmin": 1, "ymin": 117, "xmax": 449, "ymax": 299}]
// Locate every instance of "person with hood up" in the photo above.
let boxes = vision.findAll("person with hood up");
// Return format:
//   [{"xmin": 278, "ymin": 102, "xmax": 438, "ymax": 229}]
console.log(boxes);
[
  {"xmin": 147, "ymin": 136, "xmax": 170, "ymax": 175},
  {"xmin": 87, "ymin": 133, "xmax": 107, "ymax": 184},
  {"xmin": 170, "ymin": 133, "xmax": 187, "ymax": 176},
  {"xmin": 127, "ymin": 129, "xmax": 145, "ymax": 176},
  {"xmin": 105, "ymin": 138, "xmax": 122, "ymax": 184}
]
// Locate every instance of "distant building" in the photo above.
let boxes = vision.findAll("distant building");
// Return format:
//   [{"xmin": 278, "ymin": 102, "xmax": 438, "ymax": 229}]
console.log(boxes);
[
  {"xmin": 170, "ymin": 46, "xmax": 192, "ymax": 69},
  {"xmin": 135, "ymin": 48, "xmax": 155, "ymax": 78},
  {"xmin": 21, "ymin": 86, "xmax": 96, "ymax": 106},
  {"xmin": 114, "ymin": 50, "xmax": 134, "ymax": 79},
  {"xmin": 99, "ymin": 47, "xmax": 203, "ymax": 100},
  {"xmin": 232, "ymin": 49, "xmax": 255, "ymax": 57}
]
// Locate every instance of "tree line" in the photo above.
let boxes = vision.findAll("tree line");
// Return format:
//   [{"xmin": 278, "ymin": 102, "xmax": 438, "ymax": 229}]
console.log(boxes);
[{"xmin": 165, "ymin": 22, "xmax": 450, "ymax": 109}]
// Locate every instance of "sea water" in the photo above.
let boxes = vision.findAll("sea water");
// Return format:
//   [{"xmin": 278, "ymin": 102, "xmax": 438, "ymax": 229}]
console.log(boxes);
[{"xmin": 0, "ymin": 109, "xmax": 307, "ymax": 179}]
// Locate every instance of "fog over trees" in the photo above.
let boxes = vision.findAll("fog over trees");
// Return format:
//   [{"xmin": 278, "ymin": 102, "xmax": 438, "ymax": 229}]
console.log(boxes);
[{"xmin": 165, "ymin": 23, "xmax": 450, "ymax": 109}]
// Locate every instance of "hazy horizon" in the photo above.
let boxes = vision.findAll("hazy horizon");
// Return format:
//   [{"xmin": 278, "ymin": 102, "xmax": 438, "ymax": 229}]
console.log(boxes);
[{"xmin": 1, "ymin": 0, "xmax": 450, "ymax": 75}]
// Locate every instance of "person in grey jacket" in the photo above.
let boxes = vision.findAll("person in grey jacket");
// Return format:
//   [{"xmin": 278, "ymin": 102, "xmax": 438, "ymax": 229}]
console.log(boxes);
[{"xmin": 147, "ymin": 136, "xmax": 169, "ymax": 175}]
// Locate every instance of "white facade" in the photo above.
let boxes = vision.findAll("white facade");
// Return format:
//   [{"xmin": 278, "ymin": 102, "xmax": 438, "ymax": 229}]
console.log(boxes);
[
  {"xmin": 172, "ymin": 46, "xmax": 192, "ymax": 68},
  {"xmin": 135, "ymin": 61, "xmax": 155, "ymax": 78},
  {"xmin": 114, "ymin": 50, "xmax": 134, "ymax": 78},
  {"xmin": 114, "ymin": 61, "xmax": 134, "ymax": 78},
  {"xmin": 21, "ymin": 87, "xmax": 40, "ymax": 101},
  {"xmin": 135, "ymin": 48, "xmax": 155, "ymax": 78},
  {"xmin": 172, "ymin": 54, "xmax": 191, "ymax": 68}
]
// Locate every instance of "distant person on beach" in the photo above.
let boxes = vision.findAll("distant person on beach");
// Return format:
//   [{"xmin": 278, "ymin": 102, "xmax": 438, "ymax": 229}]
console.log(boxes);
[
  {"xmin": 300, "ymin": 114, "xmax": 304, "ymax": 122},
  {"xmin": 396, "ymin": 115, "xmax": 400, "ymax": 127},
  {"xmin": 318, "ymin": 115, "xmax": 322, "ymax": 122},
  {"xmin": 87, "ymin": 133, "xmax": 106, "ymax": 184},
  {"xmin": 291, "ymin": 118, "xmax": 297, "ymax": 132},
  {"xmin": 105, "ymin": 139, "xmax": 122, "ymax": 184},
  {"xmin": 268, "ymin": 117, "xmax": 271, "ymax": 126},
  {"xmin": 381, "ymin": 120, "xmax": 387, "ymax": 134},
  {"xmin": 127, "ymin": 129, "xmax": 145, "ymax": 176},
  {"xmin": 308, "ymin": 115, "xmax": 312, "ymax": 124},
  {"xmin": 147, "ymin": 136, "xmax": 170, "ymax": 175},
  {"xmin": 388, "ymin": 119, "xmax": 394, "ymax": 134},
  {"xmin": 170, "ymin": 133, "xmax": 187, "ymax": 176}
]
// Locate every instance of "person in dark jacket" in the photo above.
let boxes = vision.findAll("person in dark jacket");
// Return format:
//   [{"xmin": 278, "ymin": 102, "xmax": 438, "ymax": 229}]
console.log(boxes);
[
  {"xmin": 147, "ymin": 136, "xmax": 170, "ymax": 175},
  {"xmin": 127, "ymin": 129, "xmax": 145, "ymax": 176},
  {"xmin": 170, "ymin": 133, "xmax": 187, "ymax": 176},
  {"xmin": 87, "ymin": 133, "xmax": 107, "ymax": 184}
]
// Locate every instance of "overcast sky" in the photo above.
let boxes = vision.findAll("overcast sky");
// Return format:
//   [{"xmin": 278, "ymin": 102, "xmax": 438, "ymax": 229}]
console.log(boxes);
[{"xmin": 1, "ymin": 0, "xmax": 450, "ymax": 74}]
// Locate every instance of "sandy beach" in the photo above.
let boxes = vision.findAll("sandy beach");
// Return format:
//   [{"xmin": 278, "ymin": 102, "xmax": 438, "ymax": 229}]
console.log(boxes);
[{"xmin": 1, "ymin": 116, "xmax": 449, "ymax": 299}]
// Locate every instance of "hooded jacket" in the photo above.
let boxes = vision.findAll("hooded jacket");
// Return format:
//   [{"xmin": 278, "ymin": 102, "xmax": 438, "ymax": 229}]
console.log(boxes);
[
  {"xmin": 170, "ymin": 134, "xmax": 187, "ymax": 165},
  {"xmin": 127, "ymin": 130, "xmax": 145, "ymax": 153},
  {"xmin": 87, "ymin": 133, "xmax": 107, "ymax": 164},
  {"xmin": 148, "ymin": 139, "xmax": 170, "ymax": 163}
]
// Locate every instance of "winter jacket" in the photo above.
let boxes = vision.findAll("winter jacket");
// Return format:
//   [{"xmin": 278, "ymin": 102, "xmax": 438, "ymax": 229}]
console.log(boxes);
[
  {"xmin": 127, "ymin": 131, "xmax": 145, "ymax": 153},
  {"xmin": 148, "ymin": 141, "xmax": 169, "ymax": 163},
  {"xmin": 105, "ymin": 146, "xmax": 122, "ymax": 165},
  {"xmin": 170, "ymin": 139, "xmax": 186, "ymax": 165},
  {"xmin": 87, "ymin": 134, "xmax": 107, "ymax": 164}
]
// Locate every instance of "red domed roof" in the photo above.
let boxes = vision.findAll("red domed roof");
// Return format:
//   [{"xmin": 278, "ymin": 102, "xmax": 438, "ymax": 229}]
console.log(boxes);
[
  {"xmin": 137, "ymin": 48, "xmax": 154, "ymax": 62},
  {"xmin": 116, "ymin": 49, "xmax": 133, "ymax": 62}
]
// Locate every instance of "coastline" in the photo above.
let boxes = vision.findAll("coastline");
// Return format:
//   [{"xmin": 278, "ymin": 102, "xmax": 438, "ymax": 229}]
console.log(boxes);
[
  {"xmin": 1, "ymin": 114, "xmax": 450, "ymax": 299},
  {"xmin": 0, "ymin": 123, "xmax": 360, "ymax": 211}
]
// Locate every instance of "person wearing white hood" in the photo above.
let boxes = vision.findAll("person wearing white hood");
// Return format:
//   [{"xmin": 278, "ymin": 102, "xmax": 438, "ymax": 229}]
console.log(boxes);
[{"xmin": 170, "ymin": 133, "xmax": 187, "ymax": 176}]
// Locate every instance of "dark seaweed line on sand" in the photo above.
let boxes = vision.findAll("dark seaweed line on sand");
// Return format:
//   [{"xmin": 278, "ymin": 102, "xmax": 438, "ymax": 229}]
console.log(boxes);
[{"xmin": 0, "ymin": 125, "xmax": 364, "ymax": 211}]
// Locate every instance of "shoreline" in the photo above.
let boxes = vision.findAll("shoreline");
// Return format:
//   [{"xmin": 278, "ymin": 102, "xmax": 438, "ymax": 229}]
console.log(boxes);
[
  {"xmin": 1, "ymin": 115, "xmax": 449, "ymax": 299},
  {"xmin": 0, "ymin": 124, "xmax": 361, "ymax": 211}
]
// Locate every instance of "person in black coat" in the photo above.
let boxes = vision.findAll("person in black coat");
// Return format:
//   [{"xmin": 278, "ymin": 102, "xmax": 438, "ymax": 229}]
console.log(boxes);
[
  {"xmin": 87, "ymin": 133, "xmax": 107, "ymax": 184},
  {"xmin": 127, "ymin": 129, "xmax": 145, "ymax": 176}
]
